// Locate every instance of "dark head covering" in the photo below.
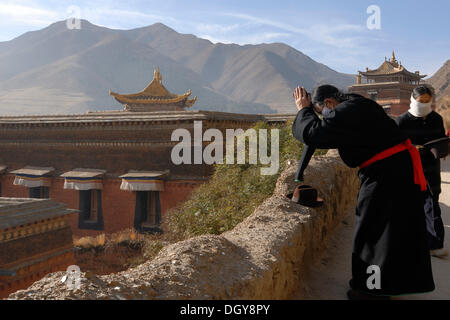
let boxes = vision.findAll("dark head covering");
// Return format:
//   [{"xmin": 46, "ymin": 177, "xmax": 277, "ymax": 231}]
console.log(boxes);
[
  {"xmin": 311, "ymin": 84, "xmax": 349, "ymax": 105},
  {"xmin": 412, "ymin": 85, "xmax": 434, "ymax": 99}
]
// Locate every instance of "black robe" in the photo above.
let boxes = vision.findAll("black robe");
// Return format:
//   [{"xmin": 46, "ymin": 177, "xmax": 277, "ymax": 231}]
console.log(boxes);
[
  {"xmin": 396, "ymin": 111, "xmax": 446, "ymax": 195},
  {"xmin": 396, "ymin": 111, "xmax": 446, "ymax": 250},
  {"xmin": 292, "ymin": 94, "xmax": 435, "ymax": 295}
]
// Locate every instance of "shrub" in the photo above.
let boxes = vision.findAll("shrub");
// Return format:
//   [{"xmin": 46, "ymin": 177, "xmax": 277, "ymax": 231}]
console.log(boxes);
[{"xmin": 163, "ymin": 120, "xmax": 326, "ymax": 239}]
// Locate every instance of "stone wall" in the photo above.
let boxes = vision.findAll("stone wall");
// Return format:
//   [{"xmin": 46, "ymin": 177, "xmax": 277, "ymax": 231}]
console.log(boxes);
[{"xmin": 8, "ymin": 151, "xmax": 360, "ymax": 299}]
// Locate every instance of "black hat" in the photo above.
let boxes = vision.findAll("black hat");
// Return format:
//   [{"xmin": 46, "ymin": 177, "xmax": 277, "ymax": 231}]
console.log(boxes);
[
  {"xmin": 311, "ymin": 85, "xmax": 340, "ymax": 105},
  {"xmin": 286, "ymin": 184, "xmax": 324, "ymax": 208},
  {"xmin": 423, "ymin": 137, "xmax": 449, "ymax": 158}
]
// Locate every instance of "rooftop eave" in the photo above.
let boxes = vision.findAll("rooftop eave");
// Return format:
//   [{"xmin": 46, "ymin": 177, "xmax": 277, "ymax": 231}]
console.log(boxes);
[
  {"xmin": 110, "ymin": 91, "xmax": 192, "ymax": 105},
  {"xmin": 349, "ymin": 81, "xmax": 426, "ymax": 87},
  {"xmin": 359, "ymin": 70, "xmax": 425, "ymax": 78},
  {"xmin": 185, "ymin": 96, "xmax": 197, "ymax": 108}
]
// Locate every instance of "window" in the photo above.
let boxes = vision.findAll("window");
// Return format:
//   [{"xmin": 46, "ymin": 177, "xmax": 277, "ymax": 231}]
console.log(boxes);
[
  {"xmin": 29, "ymin": 186, "xmax": 49, "ymax": 199},
  {"xmin": 88, "ymin": 189, "xmax": 99, "ymax": 222},
  {"xmin": 134, "ymin": 191, "xmax": 161, "ymax": 233},
  {"xmin": 78, "ymin": 189, "xmax": 103, "ymax": 230},
  {"xmin": 382, "ymin": 105, "xmax": 391, "ymax": 115}
]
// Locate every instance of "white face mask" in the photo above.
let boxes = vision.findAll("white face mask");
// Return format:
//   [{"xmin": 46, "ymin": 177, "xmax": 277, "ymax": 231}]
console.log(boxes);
[
  {"xmin": 408, "ymin": 96, "xmax": 432, "ymax": 117},
  {"xmin": 322, "ymin": 106, "xmax": 332, "ymax": 116}
]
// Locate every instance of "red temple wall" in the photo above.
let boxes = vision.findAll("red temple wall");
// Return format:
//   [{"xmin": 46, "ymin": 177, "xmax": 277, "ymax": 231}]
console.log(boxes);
[
  {"xmin": 0, "ymin": 174, "xmax": 202, "ymax": 237},
  {"xmin": 0, "ymin": 116, "xmax": 260, "ymax": 238},
  {"xmin": 0, "ymin": 250, "xmax": 74, "ymax": 299},
  {"xmin": 348, "ymin": 86, "xmax": 414, "ymax": 116}
]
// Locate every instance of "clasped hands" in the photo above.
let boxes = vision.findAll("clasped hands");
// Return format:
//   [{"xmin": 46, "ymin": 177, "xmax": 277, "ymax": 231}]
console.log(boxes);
[{"xmin": 293, "ymin": 86, "xmax": 312, "ymax": 111}]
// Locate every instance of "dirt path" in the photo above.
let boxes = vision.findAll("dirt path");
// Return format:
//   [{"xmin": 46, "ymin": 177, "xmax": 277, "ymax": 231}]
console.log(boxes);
[{"xmin": 298, "ymin": 158, "xmax": 450, "ymax": 300}]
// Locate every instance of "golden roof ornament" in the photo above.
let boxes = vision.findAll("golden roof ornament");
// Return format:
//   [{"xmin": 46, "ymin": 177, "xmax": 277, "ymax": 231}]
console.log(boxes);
[
  {"xmin": 154, "ymin": 67, "xmax": 162, "ymax": 84},
  {"xmin": 357, "ymin": 52, "xmax": 426, "ymax": 80},
  {"xmin": 391, "ymin": 50, "xmax": 397, "ymax": 63},
  {"xmin": 109, "ymin": 67, "xmax": 197, "ymax": 111}
]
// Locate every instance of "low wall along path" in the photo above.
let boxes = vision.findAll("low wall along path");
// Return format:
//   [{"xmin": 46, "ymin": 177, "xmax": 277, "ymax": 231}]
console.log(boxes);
[{"xmin": 8, "ymin": 150, "xmax": 361, "ymax": 299}]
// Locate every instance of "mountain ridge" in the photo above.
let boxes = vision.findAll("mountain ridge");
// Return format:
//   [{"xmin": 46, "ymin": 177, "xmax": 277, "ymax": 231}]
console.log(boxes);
[
  {"xmin": 426, "ymin": 59, "xmax": 449, "ymax": 100},
  {"xmin": 0, "ymin": 19, "xmax": 356, "ymax": 115}
]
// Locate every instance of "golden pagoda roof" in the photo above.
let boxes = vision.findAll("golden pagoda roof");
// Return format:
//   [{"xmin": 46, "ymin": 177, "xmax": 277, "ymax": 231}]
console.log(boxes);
[
  {"xmin": 109, "ymin": 68, "xmax": 197, "ymax": 107},
  {"xmin": 359, "ymin": 51, "xmax": 426, "ymax": 78}
]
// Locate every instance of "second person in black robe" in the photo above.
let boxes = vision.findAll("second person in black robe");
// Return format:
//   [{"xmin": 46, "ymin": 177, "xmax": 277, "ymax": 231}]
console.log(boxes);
[{"xmin": 396, "ymin": 85, "xmax": 447, "ymax": 254}]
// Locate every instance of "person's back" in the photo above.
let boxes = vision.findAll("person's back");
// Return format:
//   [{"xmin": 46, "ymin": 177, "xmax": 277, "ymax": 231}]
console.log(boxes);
[
  {"xmin": 294, "ymin": 93, "xmax": 406, "ymax": 180},
  {"xmin": 293, "ymin": 92, "xmax": 406, "ymax": 167},
  {"xmin": 329, "ymin": 94, "xmax": 406, "ymax": 167}
]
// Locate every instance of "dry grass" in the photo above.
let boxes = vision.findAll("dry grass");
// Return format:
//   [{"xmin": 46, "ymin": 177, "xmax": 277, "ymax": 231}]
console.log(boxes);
[
  {"xmin": 72, "ymin": 229, "xmax": 168, "ymax": 274},
  {"xmin": 162, "ymin": 120, "xmax": 327, "ymax": 240},
  {"xmin": 73, "ymin": 233, "xmax": 106, "ymax": 249},
  {"xmin": 71, "ymin": 120, "xmax": 327, "ymax": 273},
  {"xmin": 73, "ymin": 229, "xmax": 146, "ymax": 249},
  {"xmin": 108, "ymin": 228, "xmax": 144, "ymax": 245}
]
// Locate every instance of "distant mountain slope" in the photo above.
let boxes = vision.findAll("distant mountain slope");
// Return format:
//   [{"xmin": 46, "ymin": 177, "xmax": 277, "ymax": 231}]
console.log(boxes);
[
  {"xmin": 425, "ymin": 60, "xmax": 450, "ymax": 131},
  {"xmin": 426, "ymin": 60, "xmax": 450, "ymax": 100},
  {"xmin": 124, "ymin": 24, "xmax": 356, "ymax": 112},
  {"xmin": 0, "ymin": 20, "xmax": 356, "ymax": 115}
]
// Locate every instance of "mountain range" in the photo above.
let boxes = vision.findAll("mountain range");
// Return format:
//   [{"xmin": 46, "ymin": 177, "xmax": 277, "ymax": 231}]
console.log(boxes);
[
  {"xmin": 426, "ymin": 59, "xmax": 450, "ymax": 101},
  {"xmin": 0, "ymin": 20, "xmax": 357, "ymax": 115},
  {"xmin": 426, "ymin": 60, "xmax": 450, "ymax": 129}
]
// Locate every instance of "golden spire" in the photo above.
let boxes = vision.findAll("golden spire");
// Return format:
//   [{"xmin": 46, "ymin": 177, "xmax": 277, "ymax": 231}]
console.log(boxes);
[
  {"xmin": 391, "ymin": 51, "xmax": 396, "ymax": 63},
  {"xmin": 154, "ymin": 67, "xmax": 162, "ymax": 84}
]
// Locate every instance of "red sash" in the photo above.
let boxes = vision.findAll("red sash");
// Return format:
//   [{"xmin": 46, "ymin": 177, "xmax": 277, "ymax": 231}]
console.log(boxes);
[{"xmin": 359, "ymin": 139, "xmax": 427, "ymax": 191}]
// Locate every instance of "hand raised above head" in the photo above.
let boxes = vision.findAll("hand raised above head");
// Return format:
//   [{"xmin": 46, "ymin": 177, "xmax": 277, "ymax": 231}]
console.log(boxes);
[{"xmin": 293, "ymin": 86, "xmax": 311, "ymax": 110}]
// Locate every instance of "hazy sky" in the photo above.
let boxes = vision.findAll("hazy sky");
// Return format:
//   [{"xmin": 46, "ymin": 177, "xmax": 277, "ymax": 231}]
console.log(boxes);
[{"xmin": 0, "ymin": 0, "xmax": 448, "ymax": 76}]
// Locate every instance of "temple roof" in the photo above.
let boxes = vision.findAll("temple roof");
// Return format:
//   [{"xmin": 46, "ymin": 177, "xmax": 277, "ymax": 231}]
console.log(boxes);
[
  {"xmin": 359, "ymin": 51, "xmax": 426, "ymax": 78},
  {"xmin": 0, "ymin": 198, "xmax": 76, "ymax": 229},
  {"xmin": 109, "ymin": 68, "xmax": 197, "ymax": 108}
]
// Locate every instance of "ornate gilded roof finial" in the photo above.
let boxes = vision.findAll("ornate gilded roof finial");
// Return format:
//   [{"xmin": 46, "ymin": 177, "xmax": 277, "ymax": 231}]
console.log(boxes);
[
  {"xmin": 391, "ymin": 51, "xmax": 396, "ymax": 63},
  {"xmin": 109, "ymin": 67, "xmax": 197, "ymax": 111},
  {"xmin": 154, "ymin": 67, "xmax": 162, "ymax": 84}
]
